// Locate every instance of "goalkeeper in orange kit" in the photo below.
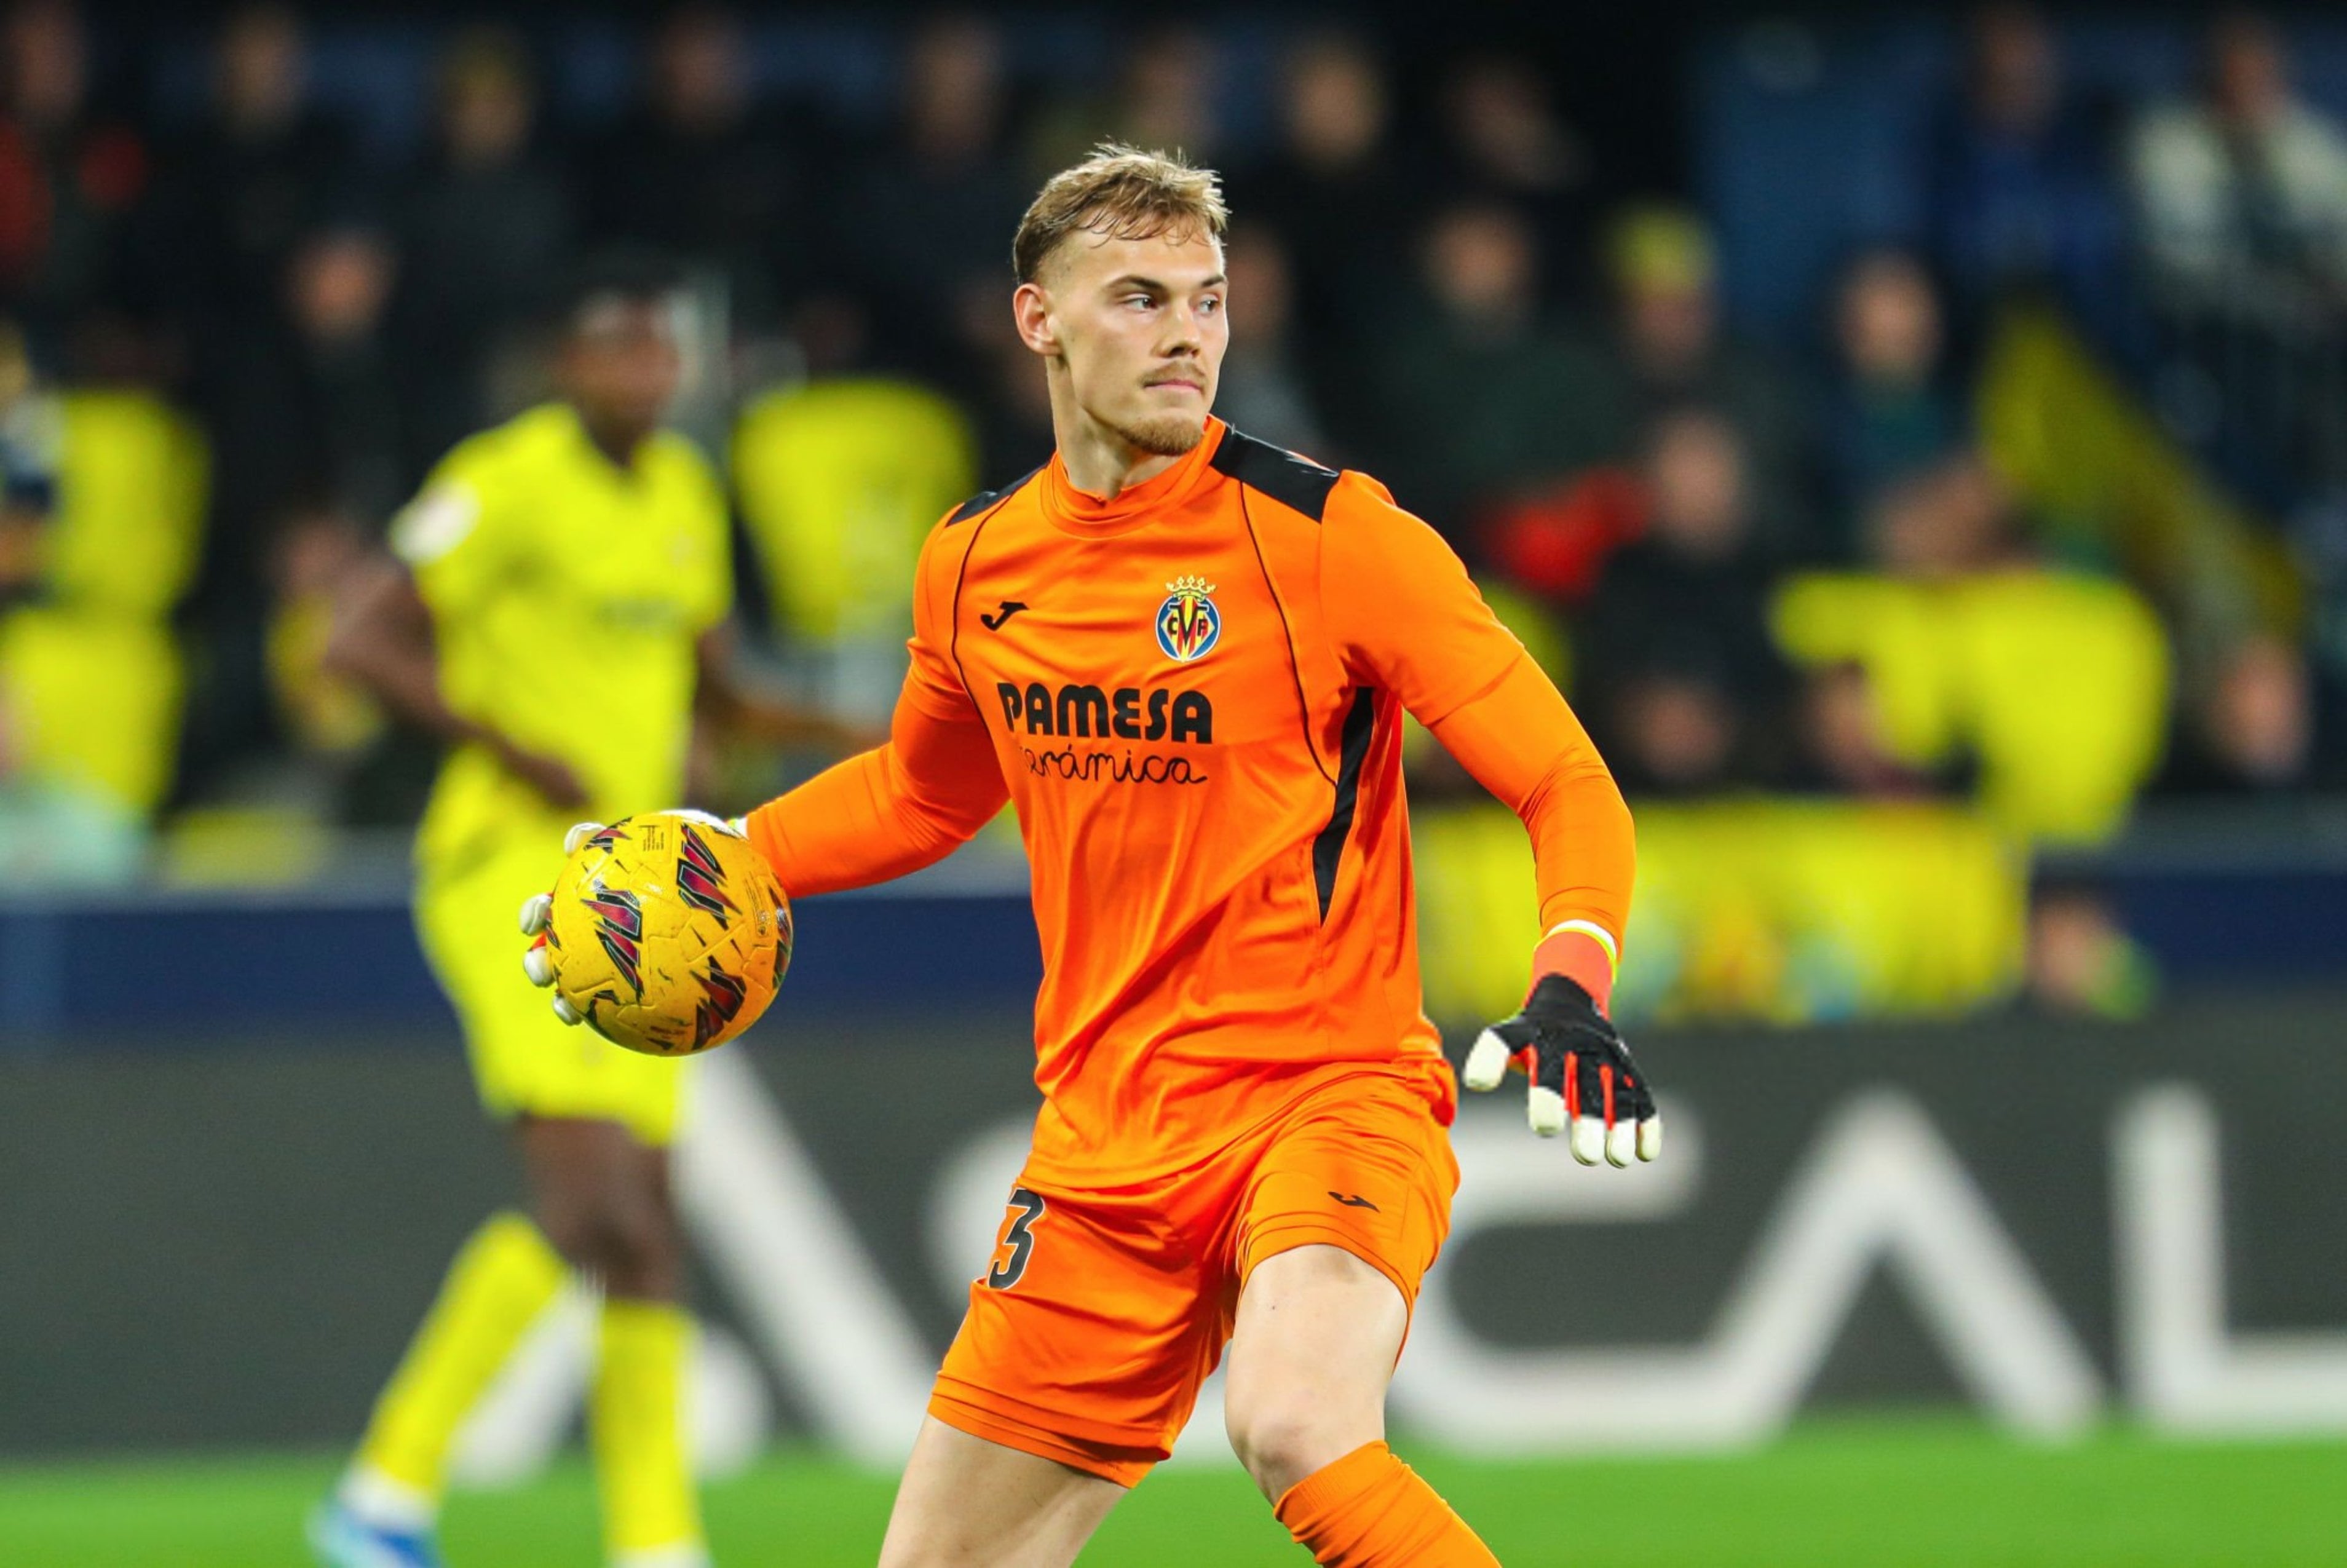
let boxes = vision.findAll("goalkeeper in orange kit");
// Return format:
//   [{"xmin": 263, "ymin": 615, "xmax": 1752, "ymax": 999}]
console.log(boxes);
[{"xmin": 533, "ymin": 144, "xmax": 1657, "ymax": 1566}]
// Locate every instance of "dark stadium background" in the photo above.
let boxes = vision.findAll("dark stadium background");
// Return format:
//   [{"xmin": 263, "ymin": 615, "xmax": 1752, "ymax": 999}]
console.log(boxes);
[{"xmin": 2, "ymin": 2, "xmax": 2344, "ymax": 1564}]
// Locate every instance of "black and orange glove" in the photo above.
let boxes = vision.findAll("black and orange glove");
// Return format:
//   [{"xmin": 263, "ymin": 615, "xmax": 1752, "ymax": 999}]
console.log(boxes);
[
  {"xmin": 518, "ymin": 820, "xmax": 611, "ymax": 1024},
  {"xmin": 1463, "ymin": 974, "xmax": 1662, "ymax": 1166}
]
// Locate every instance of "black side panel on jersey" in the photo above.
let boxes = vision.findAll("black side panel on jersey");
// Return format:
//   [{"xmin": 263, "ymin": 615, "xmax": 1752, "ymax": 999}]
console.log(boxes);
[
  {"xmin": 946, "ymin": 465, "xmax": 1043, "ymax": 525},
  {"xmin": 1312, "ymin": 687, "xmax": 1379, "ymax": 920},
  {"xmin": 1235, "ymin": 488, "xmax": 1336, "ymax": 786},
  {"xmin": 1211, "ymin": 429, "xmax": 1340, "ymax": 521}
]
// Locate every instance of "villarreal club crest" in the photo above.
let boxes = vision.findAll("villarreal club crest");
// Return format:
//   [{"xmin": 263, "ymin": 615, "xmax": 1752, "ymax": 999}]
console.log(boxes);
[{"xmin": 1155, "ymin": 576, "xmax": 1222, "ymax": 664}]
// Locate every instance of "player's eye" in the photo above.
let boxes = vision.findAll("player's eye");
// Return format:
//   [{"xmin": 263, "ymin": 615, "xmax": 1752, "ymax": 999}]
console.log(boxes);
[
  {"xmin": 1124, "ymin": 293, "xmax": 1156, "ymax": 311},
  {"xmin": 1198, "ymin": 295, "xmax": 1224, "ymax": 316}
]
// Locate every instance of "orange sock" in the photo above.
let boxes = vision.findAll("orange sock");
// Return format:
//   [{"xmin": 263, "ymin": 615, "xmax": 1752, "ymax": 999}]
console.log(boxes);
[{"xmin": 1274, "ymin": 1441, "xmax": 1500, "ymax": 1566}]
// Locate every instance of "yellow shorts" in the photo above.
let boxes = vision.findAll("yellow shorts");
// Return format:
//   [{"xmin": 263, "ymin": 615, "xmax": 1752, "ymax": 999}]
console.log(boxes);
[{"xmin": 414, "ymin": 831, "xmax": 691, "ymax": 1148}]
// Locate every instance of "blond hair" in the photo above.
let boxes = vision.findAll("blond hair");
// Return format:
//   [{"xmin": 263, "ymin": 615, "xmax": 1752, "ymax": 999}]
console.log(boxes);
[{"xmin": 1011, "ymin": 142, "xmax": 1229, "ymax": 284}]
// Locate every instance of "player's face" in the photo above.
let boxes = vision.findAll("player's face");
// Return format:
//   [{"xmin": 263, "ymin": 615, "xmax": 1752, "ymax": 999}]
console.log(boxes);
[
  {"xmin": 1024, "ymin": 228, "xmax": 1227, "ymax": 457},
  {"xmin": 561, "ymin": 296, "xmax": 684, "ymax": 443}
]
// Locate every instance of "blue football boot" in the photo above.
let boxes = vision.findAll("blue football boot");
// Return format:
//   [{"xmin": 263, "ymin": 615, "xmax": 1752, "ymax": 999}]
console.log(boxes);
[{"xmin": 307, "ymin": 1498, "xmax": 445, "ymax": 1568}]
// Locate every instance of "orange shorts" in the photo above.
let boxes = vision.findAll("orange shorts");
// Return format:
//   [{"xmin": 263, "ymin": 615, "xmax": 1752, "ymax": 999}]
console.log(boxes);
[{"xmin": 928, "ymin": 1069, "xmax": 1460, "ymax": 1486}]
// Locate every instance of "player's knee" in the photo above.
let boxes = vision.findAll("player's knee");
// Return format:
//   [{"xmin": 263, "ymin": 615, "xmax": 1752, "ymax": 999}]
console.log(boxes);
[
  {"xmin": 531, "ymin": 1196, "xmax": 612, "ymax": 1276},
  {"xmin": 598, "ymin": 1193, "xmax": 683, "ymax": 1300},
  {"xmin": 530, "ymin": 1187, "xmax": 671, "ymax": 1289},
  {"xmin": 1225, "ymin": 1380, "xmax": 1362, "ymax": 1501}
]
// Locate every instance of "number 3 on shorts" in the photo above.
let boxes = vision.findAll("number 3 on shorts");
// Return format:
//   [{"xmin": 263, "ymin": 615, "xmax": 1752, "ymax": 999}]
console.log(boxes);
[{"xmin": 986, "ymin": 1187, "xmax": 1047, "ymax": 1290}]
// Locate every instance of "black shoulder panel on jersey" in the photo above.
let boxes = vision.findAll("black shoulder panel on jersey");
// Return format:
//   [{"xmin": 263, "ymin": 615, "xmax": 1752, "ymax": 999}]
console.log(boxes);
[
  {"xmin": 946, "ymin": 465, "xmax": 1043, "ymax": 525},
  {"xmin": 1211, "ymin": 429, "xmax": 1341, "ymax": 521}
]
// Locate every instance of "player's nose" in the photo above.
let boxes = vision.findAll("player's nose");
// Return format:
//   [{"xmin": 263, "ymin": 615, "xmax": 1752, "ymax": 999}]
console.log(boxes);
[{"xmin": 1162, "ymin": 303, "xmax": 1207, "ymax": 350}]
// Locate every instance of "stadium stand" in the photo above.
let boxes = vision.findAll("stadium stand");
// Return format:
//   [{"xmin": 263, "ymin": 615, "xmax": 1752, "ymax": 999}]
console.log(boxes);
[{"xmin": 2, "ymin": 6, "xmax": 2346, "ymax": 1018}]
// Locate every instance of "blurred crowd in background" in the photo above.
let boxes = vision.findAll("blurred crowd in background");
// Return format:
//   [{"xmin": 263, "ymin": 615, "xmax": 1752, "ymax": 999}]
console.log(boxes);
[{"xmin": 2, "ymin": 1, "xmax": 2344, "ymax": 1021}]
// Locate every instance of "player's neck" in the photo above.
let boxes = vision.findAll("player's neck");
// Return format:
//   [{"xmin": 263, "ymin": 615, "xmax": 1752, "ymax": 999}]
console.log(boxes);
[
  {"xmin": 1052, "ymin": 396, "xmax": 1189, "ymax": 501},
  {"xmin": 574, "ymin": 407, "xmax": 651, "ymax": 470}
]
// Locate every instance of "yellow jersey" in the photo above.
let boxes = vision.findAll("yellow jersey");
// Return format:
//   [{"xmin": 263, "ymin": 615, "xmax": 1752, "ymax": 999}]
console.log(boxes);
[{"xmin": 390, "ymin": 403, "xmax": 732, "ymax": 877}]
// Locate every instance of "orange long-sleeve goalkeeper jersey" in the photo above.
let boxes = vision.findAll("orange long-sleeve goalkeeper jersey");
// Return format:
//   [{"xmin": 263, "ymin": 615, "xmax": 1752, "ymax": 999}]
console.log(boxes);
[{"xmin": 748, "ymin": 419, "xmax": 1633, "ymax": 1186}]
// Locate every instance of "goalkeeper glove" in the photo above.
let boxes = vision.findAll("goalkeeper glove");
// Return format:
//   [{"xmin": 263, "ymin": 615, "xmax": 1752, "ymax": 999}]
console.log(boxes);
[
  {"xmin": 518, "ymin": 820, "xmax": 611, "ymax": 1026},
  {"xmin": 1463, "ymin": 973, "xmax": 1662, "ymax": 1166}
]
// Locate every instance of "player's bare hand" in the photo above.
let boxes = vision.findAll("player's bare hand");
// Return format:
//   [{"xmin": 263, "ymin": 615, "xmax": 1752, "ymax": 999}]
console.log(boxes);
[
  {"xmin": 492, "ymin": 737, "xmax": 591, "ymax": 810},
  {"xmin": 0, "ymin": 515, "xmax": 41, "ymax": 589},
  {"xmin": 517, "ymin": 821, "xmax": 607, "ymax": 1025},
  {"xmin": 1463, "ymin": 975, "xmax": 1661, "ymax": 1166}
]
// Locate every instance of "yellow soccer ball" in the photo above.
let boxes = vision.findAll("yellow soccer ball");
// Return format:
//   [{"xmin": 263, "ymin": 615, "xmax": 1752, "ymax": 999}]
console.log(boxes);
[{"xmin": 544, "ymin": 810, "xmax": 791, "ymax": 1056}]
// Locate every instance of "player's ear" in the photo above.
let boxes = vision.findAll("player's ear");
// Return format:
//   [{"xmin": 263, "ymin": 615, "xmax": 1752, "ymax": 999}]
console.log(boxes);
[{"xmin": 1012, "ymin": 281, "xmax": 1058, "ymax": 357}]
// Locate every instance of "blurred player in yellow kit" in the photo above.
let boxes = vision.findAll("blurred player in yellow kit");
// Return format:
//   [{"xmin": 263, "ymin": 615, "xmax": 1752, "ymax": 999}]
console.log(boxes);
[{"xmin": 311, "ymin": 253, "xmax": 838, "ymax": 1568}]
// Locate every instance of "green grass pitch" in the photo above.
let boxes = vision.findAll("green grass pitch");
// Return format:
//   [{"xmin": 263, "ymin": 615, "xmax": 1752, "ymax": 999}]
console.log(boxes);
[{"xmin": 3, "ymin": 1418, "xmax": 2341, "ymax": 1566}]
